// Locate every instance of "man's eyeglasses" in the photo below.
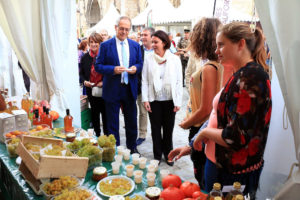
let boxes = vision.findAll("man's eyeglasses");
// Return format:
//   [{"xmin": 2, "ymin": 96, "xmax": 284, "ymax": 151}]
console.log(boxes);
[{"xmin": 118, "ymin": 27, "xmax": 130, "ymax": 32}]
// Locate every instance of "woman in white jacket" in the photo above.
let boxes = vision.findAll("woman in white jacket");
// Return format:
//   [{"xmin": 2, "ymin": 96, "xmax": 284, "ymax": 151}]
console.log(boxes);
[{"xmin": 142, "ymin": 30, "xmax": 183, "ymax": 166}]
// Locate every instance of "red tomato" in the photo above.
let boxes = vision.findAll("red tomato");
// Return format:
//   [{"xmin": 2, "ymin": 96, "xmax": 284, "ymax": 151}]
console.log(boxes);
[{"xmin": 192, "ymin": 191, "xmax": 202, "ymax": 198}]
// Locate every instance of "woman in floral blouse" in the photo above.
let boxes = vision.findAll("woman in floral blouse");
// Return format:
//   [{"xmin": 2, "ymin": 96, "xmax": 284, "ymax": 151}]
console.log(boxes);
[{"xmin": 194, "ymin": 22, "xmax": 272, "ymax": 199}]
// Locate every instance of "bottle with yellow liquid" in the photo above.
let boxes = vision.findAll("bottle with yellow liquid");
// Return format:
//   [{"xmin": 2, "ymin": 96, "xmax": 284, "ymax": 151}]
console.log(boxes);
[
  {"xmin": 21, "ymin": 93, "xmax": 31, "ymax": 114},
  {"xmin": 64, "ymin": 109, "xmax": 73, "ymax": 133},
  {"xmin": 234, "ymin": 194, "xmax": 244, "ymax": 200},
  {"xmin": 225, "ymin": 182, "xmax": 243, "ymax": 200},
  {"xmin": 10, "ymin": 101, "xmax": 19, "ymax": 111},
  {"xmin": 207, "ymin": 183, "xmax": 223, "ymax": 200}
]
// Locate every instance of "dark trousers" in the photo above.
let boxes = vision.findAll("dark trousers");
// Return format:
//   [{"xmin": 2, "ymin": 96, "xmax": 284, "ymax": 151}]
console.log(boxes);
[
  {"xmin": 105, "ymin": 84, "xmax": 137, "ymax": 150},
  {"xmin": 189, "ymin": 126, "xmax": 206, "ymax": 189},
  {"xmin": 181, "ymin": 59, "xmax": 188, "ymax": 86},
  {"xmin": 87, "ymin": 95, "xmax": 107, "ymax": 136},
  {"xmin": 148, "ymin": 100, "xmax": 176, "ymax": 160}
]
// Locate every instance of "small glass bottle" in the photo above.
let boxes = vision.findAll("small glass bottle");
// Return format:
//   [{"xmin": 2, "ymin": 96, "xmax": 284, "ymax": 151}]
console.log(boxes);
[
  {"xmin": 21, "ymin": 94, "xmax": 27, "ymax": 111},
  {"xmin": 234, "ymin": 194, "xmax": 244, "ymax": 200},
  {"xmin": 44, "ymin": 108, "xmax": 53, "ymax": 129},
  {"xmin": 41, "ymin": 106, "xmax": 47, "ymax": 124},
  {"xmin": 207, "ymin": 183, "xmax": 223, "ymax": 200},
  {"xmin": 64, "ymin": 109, "xmax": 73, "ymax": 132},
  {"xmin": 11, "ymin": 101, "xmax": 19, "ymax": 110},
  {"xmin": 32, "ymin": 110, "xmax": 41, "ymax": 126},
  {"xmin": 225, "ymin": 182, "xmax": 243, "ymax": 200},
  {"xmin": 214, "ymin": 197, "xmax": 222, "ymax": 200}
]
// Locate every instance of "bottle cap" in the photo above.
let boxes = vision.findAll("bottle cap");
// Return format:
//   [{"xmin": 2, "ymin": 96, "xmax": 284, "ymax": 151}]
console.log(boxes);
[
  {"xmin": 213, "ymin": 183, "xmax": 221, "ymax": 190},
  {"xmin": 235, "ymin": 194, "xmax": 244, "ymax": 200},
  {"xmin": 233, "ymin": 182, "xmax": 241, "ymax": 189},
  {"xmin": 66, "ymin": 109, "xmax": 70, "ymax": 115}
]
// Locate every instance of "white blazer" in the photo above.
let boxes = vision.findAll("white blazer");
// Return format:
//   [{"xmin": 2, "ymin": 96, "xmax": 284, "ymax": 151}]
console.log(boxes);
[{"xmin": 142, "ymin": 50, "xmax": 183, "ymax": 107}]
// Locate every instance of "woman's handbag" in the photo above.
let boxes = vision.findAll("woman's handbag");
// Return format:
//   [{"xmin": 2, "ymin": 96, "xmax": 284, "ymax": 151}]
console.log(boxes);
[{"xmin": 92, "ymin": 86, "xmax": 102, "ymax": 97}]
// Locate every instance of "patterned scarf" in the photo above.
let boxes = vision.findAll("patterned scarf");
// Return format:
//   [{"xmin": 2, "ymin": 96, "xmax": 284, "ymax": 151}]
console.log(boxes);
[{"xmin": 89, "ymin": 50, "xmax": 102, "ymax": 84}]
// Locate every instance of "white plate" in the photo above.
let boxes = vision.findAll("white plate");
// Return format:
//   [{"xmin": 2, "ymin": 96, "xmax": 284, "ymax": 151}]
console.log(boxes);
[{"xmin": 96, "ymin": 175, "xmax": 135, "ymax": 197}]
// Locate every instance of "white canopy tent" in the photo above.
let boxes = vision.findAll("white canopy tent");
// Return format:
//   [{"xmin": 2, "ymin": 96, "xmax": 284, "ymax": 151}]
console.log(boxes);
[
  {"xmin": 85, "ymin": 3, "xmax": 120, "ymax": 37},
  {"xmin": 132, "ymin": 0, "xmax": 213, "ymax": 26},
  {"xmin": 254, "ymin": 0, "xmax": 300, "ymax": 198},
  {"xmin": 0, "ymin": 0, "xmax": 81, "ymax": 126},
  {"xmin": 171, "ymin": 0, "xmax": 214, "ymax": 23},
  {"xmin": 0, "ymin": 26, "xmax": 27, "ymax": 96},
  {"xmin": 132, "ymin": 6, "xmax": 151, "ymax": 26},
  {"xmin": 141, "ymin": 0, "xmax": 177, "ymax": 25},
  {"xmin": 228, "ymin": 0, "xmax": 259, "ymax": 22}
]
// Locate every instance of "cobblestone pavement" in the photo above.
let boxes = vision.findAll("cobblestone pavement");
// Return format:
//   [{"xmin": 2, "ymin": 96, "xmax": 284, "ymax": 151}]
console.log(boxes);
[{"xmin": 118, "ymin": 88, "xmax": 197, "ymax": 183}]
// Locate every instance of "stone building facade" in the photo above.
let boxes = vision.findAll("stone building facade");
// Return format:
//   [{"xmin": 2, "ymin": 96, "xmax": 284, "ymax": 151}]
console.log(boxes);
[{"xmin": 77, "ymin": 0, "xmax": 181, "ymax": 36}]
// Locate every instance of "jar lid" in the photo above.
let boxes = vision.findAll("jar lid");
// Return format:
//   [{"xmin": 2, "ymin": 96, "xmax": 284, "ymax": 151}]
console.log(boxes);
[
  {"xmin": 146, "ymin": 187, "xmax": 161, "ymax": 197},
  {"xmin": 66, "ymin": 133, "xmax": 76, "ymax": 137},
  {"xmin": 93, "ymin": 166, "xmax": 107, "ymax": 175}
]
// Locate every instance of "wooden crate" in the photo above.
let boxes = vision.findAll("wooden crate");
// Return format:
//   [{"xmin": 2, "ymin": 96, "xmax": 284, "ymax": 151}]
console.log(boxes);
[{"xmin": 17, "ymin": 135, "xmax": 89, "ymax": 179}]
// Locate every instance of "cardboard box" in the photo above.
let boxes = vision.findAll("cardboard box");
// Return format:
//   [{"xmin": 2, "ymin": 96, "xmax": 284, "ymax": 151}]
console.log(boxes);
[
  {"xmin": 0, "ymin": 113, "xmax": 16, "ymax": 143},
  {"xmin": 12, "ymin": 109, "xmax": 29, "ymax": 132},
  {"xmin": 17, "ymin": 135, "xmax": 89, "ymax": 179}
]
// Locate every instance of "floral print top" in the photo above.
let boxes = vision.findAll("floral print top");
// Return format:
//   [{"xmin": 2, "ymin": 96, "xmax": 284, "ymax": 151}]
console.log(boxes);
[{"xmin": 216, "ymin": 62, "xmax": 272, "ymax": 173}]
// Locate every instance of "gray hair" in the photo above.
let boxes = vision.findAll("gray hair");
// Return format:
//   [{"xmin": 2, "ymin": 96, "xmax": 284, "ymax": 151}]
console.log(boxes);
[
  {"xmin": 142, "ymin": 27, "xmax": 155, "ymax": 36},
  {"xmin": 116, "ymin": 16, "xmax": 132, "ymax": 27}
]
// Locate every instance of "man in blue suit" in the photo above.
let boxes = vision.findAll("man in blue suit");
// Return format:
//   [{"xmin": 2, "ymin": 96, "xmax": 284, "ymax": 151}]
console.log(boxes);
[{"xmin": 95, "ymin": 16, "xmax": 143, "ymax": 154}]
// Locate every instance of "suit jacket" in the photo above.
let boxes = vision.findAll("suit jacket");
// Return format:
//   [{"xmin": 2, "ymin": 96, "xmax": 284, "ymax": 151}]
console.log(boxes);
[
  {"xmin": 79, "ymin": 52, "xmax": 94, "ymax": 96},
  {"xmin": 95, "ymin": 37, "xmax": 143, "ymax": 102},
  {"xmin": 138, "ymin": 45, "xmax": 145, "ymax": 95}
]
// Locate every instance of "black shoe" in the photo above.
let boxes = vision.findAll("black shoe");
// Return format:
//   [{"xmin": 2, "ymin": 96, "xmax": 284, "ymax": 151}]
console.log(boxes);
[
  {"xmin": 130, "ymin": 148, "xmax": 140, "ymax": 155},
  {"xmin": 166, "ymin": 160, "xmax": 174, "ymax": 166},
  {"xmin": 136, "ymin": 138, "xmax": 145, "ymax": 146}
]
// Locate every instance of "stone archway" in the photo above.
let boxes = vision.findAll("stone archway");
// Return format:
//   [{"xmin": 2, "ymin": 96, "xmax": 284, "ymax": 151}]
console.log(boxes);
[{"xmin": 86, "ymin": 0, "xmax": 101, "ymax": 27}]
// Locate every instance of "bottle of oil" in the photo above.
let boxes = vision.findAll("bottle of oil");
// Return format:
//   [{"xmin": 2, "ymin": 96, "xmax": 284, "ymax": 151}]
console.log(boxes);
[
  {"xmin": 225, "ymin": 182, "xmax": 243, "ymax": 200},
  {"xmin": 41, "ymin": 106, "xmax": 47, "ymax": 124},
  {"xmin": 10, "ymin": 101, "xmax": 19, "ymax": 111},
  {"xmin": 21, "ymin": 94, "xmax": 27, "ymax": 111},
  {"xmin": 234, "ymin": 194, "xmax": 244, "ymax": 200},
  {"xmin": 207, "ymin": 183, "xmax": 223, "ymax": 200},
  {"xmin": 32, "ymin": 110, "xmax": 41, "ymax": 126},
  {"xmin": 21, "ymin": 93, "xmax": 31, "ymax": 115},
  {"xmin": 44, "ymin": 108, "xmax": 53, "ymax": 129},
  {"xmin": 64, "ymin": 109, "xmax": 73, "ymax": 132}
]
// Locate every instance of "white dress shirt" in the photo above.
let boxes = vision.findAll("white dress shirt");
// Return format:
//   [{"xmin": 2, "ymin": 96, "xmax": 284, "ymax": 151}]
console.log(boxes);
[{"xmin": 115, "ymin": 37, "xmax": 129, "ymax": 67}]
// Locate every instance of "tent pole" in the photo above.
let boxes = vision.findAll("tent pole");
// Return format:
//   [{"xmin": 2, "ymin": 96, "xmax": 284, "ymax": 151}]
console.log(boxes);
[{"xmin": 213, "ymin": 0, "xmax": 217, "ymax": 16}]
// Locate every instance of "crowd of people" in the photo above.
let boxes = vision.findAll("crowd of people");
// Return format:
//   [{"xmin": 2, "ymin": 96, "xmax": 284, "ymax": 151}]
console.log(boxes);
[{"xmin": 77, "ymin": 15, "xmax": 272, "ymax": 199}]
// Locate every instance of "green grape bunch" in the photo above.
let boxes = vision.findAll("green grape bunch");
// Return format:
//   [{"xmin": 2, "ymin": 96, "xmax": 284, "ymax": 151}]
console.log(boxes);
[
  {"xmin": 77, "ymin": 145, "xmax": 102, "ymax": 166},
  {"xmin": 97, "ymin": 134, "xmax": 116, "ymax": 148}
]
